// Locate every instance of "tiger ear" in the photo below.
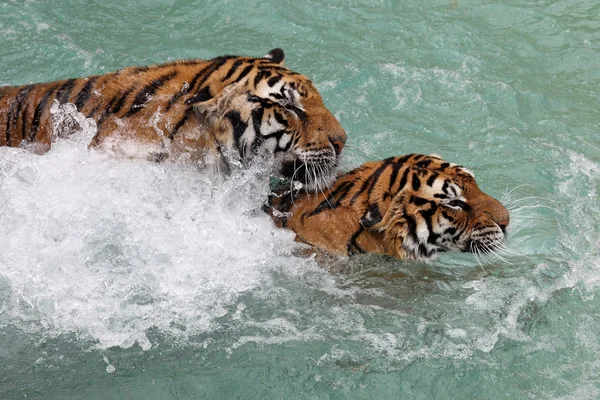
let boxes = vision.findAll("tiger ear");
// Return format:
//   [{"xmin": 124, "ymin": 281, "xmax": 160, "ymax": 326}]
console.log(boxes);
[{"xmin": 262, "ymin": 48, "xmax": 285, "ymax": 65}]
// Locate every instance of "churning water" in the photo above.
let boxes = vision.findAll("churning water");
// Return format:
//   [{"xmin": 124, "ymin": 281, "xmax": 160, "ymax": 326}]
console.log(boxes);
[{"xmin": 1, "ymin": 0, "xmax": 599, "ymax": 398}]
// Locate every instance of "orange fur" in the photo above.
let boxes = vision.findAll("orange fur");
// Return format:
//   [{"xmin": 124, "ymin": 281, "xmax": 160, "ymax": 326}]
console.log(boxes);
[
  {"xmin": 267, "ymin": 154, "xmax": 510, "ymax": 261},
  {"xmin": 0, "ymin": 49, "xmax": 346, "ymax": 187}
]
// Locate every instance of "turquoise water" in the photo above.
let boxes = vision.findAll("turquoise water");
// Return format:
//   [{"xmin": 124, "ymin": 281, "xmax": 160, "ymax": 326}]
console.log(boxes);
[{"xmin": 1, "ymin": 0, "xmax": 599, "ymax": 398}]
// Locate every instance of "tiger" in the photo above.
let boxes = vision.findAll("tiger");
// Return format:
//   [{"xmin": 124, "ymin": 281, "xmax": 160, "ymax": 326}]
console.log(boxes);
[
  {"xmin": 0, "ymin": 48, "xmax": 346, "ymax": 190},
  {"xmin": 266, "ymin": 153, "xmax": 510, "ymax": 261}
]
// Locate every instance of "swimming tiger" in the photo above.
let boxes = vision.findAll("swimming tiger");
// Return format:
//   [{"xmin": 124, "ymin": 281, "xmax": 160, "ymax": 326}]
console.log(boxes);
[
  {"xmin": 266, "ymin": 154, "xmax": 510, "ymax": 261},
  {"xmin": 0, "ymin": 48, "xmax": 346, "ymax": 190}
]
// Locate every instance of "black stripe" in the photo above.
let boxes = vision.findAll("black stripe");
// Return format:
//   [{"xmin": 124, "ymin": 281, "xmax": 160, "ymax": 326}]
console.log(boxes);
[
  {"xmin": 411, "ymin": 172, "xmax": 421, "ymax": 191},
  {"xmin": 305, "ymin": 180, "xmax": 355, "ymax": 219},
  {"xmin": 253, "ymin": 70, "xmax": 270, "ymax": 87},
  {"xmin": 448, "ymin": 184, "xmax": 458, "ymax": 197},
  {"xmin": 21, "ymin": 104, "xmax": 29, "ymax": 143},
  {"xmin": 397, "ymin": 167, "xmax": 410, "ymax": 192},
  {"xmin": 416, "ymin": 159, "xmax": 433, "ymax": 169},
  {"xmin": 273, "ymin": 110, "xmax": 287, "ymax": 126},
  {"xmin": 289, "ymin": 105, "xmax": 307, "ymax": 123},
  {"xmin": 260, "ymin": 65, "xmax": 293, "ymax": 74},
  {"xmin": 184, "ymin": 86, "xmax": 212, "ymax": 106},
  {"xmin": 74, "ymin": 76, "xmax": 98, "ymax": 111},
  {"xmin": 411, "ymin": 196, "xmax": 428, "ymax": 206},
  {"xmin": 124, "ymin": 71, "xmax": 177, "ymax": 117},
  {"xmin": 314, "ymin": 180, "xmax": 356, "ymax": 215},
  {"xmin": 404, "ymin": 214, "xmax": 418, "ymax": 244},
  {"xmin": 272, "ymin": 131, "xmax": 290, "ymax": 152},
  {"xmin": 166, "ymin": 91, "xmax": 185, "ymax": 111},
  {"xmin": 444, "ymin": 227, "xmax": 457, "ymax": 236},
  {"xmin": 56, "ymin": 79, "xmax": 76, "ymax": 104},
  {"xmin": 418, "ymin": 243, "xmax": 432, "ymax": 258},
  {"xmin": 426, "ymin": 173, "xmax": 438, "ymax": 187},
  {"xmin": 395, "ymin": 154, "xmax": 412, "ymax": 165},
  {"xmin": 31, "ymin": 85, "xmax": 56, "ymax": 141},
  {"xmin": 110, "ymin": 86, "xmax": 136, "ymax": 114},
  {"xmin": 166, "ymin": 64, "xmax": 214, "ymax": 111},
  {"xmin": 235, "ymin": 65, "xmax": 254, "ymax": 84},
  {"xmin": 350, "ymin": 158, "xmax": 394, "ymax": 205},
  {"xmin": 267, "ymin": 75, "xmax": 282, "ymax": 87},
  {"xmin": 188, "ymin": 57, "xmax": 230, "ymax": 95},
  {"xmin": 442, "ymin": 180, "xmax": 449, "ymax": 194},
  {"xmin": 247, "ymin": 94, "xmax": 273, "ymax": 107},
  {"xmin": 360, "ymin": 203, "xmax": 383, "ymax": 228},
  {"xmin": 250, "ymin": 107, "xmax": 265, "ymax": 156},
  {"xmin": 225, "ymin": 110, "xmax": 248, "ymax": 153},
  {"xmin": 169, "ymin": 106, "xmax": 193, "ymax": 139},
  {"xmin": 5, "ymin": 100, "xmax": 15, "ymax": 145},
  {"xmin": 263, "ymin": 129, "xmax": 286, "ymax": 141},
  {"xmin": 419, "ymin": 208, "xmax": 440, "ymax": 244},
  {"xmin": 441, "ymin": 211, "xmax": 454, "ymax": 221},
  {"xmin": 185, "ymin": 65, "xmax": 213, "ymax": 96},
  {"xmin": 7, "ymin": 85, "xmax": 34, "ymax": 143},
  {"xmin": 221, "ymin": 59, "xmax": 244, "ymax": 82},
  {"xmin": 388, "ymin": 162, "xmax": 403, "ymax": 192},
  {"xmin": 347, "ymin": 227, "xmax": 366, "ymax": 256},
  {"xmin": 97, "ymin": 86, "xmax": 135, "ymax": 126}
]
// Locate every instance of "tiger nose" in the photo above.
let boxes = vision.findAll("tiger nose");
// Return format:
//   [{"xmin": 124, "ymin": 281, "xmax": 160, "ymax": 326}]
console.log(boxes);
[{"xmin": 329, "ymin": 136, "xmax": 346, "ymax": 156}]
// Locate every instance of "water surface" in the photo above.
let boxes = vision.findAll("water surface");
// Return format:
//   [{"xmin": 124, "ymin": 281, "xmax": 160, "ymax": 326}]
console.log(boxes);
[{"xmin": 1, "ymin": 0, "xmax": 599, "ymax": 398}]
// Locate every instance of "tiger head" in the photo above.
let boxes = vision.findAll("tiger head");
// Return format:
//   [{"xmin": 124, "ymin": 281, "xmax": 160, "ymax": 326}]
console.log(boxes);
[
  {"xmin": 193, "ymin": 49, "xmax": 346, "ymax": 191},
  {"xmin": 269, "ymin": 154, "xmax": 510, "ymax": 261}
]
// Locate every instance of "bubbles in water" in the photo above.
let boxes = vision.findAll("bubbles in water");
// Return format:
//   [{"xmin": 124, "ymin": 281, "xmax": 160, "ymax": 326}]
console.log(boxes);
[{"xmin": 103, "ymin": 356, "xmax": 115, "ymax": 373}]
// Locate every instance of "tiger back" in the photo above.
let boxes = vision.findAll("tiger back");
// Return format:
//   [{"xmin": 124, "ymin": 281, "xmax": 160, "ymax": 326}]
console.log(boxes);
[
  {"xmin": 0, "ymin": 49, "xmax": 346, "ymax": 190},
  {"xmin": 267, "ymin": 154, "xmax": 510, "ymax": 261}
]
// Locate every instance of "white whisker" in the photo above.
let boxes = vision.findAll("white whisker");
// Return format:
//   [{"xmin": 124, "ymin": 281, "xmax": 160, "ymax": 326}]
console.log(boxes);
[
  {"xmin": 509, "ymin": 204, "xmax": 562, "ymax": 214},
  {"xmin": 343, "ymin": 144, "xmax": 380, "ymax": 160},
  {"xmin": 500, "ymin": 184, "xmax": 533, "ymax": 203},
  {"xmin": 503, "ymin": 196, "xmax": 551, "ymax": 207}
]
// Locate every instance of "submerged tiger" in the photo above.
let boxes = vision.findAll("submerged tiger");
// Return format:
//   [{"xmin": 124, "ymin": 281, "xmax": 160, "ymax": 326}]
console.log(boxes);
[
  {"xmin": 0, "ymin": 49, "xmax": 346, "ymax": 190},
  {"xmin": 266, "ymin": 154, "xmax": 510, "ymax": 261}
]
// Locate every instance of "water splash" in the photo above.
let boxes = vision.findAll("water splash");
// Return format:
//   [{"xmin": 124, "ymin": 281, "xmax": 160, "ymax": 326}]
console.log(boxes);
[{"xmin": 0, "ymin": 103, "xmax": 298, "ymax": 350}]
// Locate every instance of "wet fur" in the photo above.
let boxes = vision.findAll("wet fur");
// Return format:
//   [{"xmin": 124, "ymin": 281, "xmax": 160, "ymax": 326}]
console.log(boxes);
[
  {"xmin": 0, "ymin": 49, "xmax": 346, "ymax": 187},
  {"xmin": 267, "ymin": 154, "xmax": 510, "ymax": 261}
]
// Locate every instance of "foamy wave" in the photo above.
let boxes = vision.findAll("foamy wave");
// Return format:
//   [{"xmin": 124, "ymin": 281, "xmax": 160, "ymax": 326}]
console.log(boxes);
[{"xmin": 0, "ymin": 111, "xmax": 299, "ymax": 350}]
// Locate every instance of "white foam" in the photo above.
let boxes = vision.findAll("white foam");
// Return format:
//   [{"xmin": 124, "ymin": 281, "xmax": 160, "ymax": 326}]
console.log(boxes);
[{"xmin": 0, "ymin": 106, "xmax": 298, "ymax": 350}]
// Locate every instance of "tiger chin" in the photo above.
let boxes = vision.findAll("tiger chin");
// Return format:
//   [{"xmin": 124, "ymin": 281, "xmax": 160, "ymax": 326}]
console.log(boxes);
[
  {"xmin": 0, "ymin": 49, "xmax": 346, "ymax": 191},
  {"xmin": 266, "ymin": 154, "xmax": 510, "ymax": 261}
]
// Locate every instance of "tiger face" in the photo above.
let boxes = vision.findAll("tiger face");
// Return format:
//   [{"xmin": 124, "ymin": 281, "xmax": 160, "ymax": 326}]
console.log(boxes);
[
  {"xmin": 0, "ymin": 49, "xmax": 346, "ymax": 190},
  {"xmin": 267, "ymin": 154, "xmax": 510, "ymax": 261},
  {"xmin": 192, "ymin": 54, "xmax": 346, "ymax": 191}
]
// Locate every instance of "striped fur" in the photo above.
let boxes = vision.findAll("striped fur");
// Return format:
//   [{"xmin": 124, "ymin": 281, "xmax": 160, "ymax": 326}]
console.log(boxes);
[
  {"xmin": 0, "ymin": 49, "xmax": 346, "ymax": 189},
  {"xmin": 266, "ymin": 154, "xmax": 510, "ymax": 261}
]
